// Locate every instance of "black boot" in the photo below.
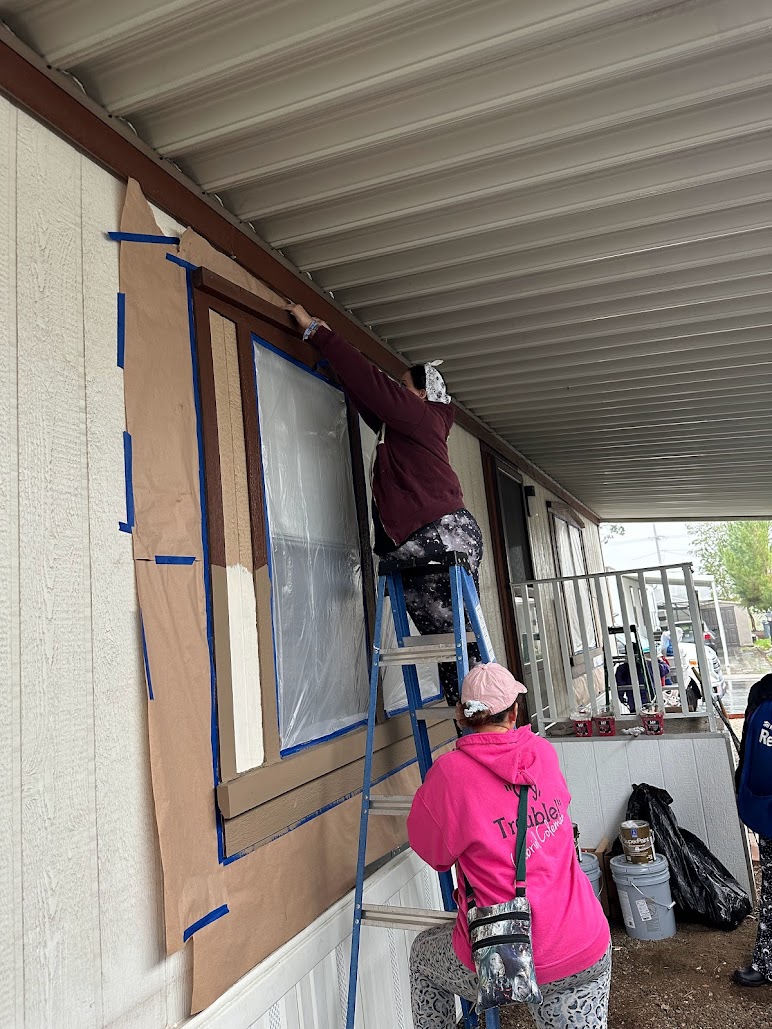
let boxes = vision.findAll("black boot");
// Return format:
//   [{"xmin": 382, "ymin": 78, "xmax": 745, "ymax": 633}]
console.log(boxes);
[{"xmin": 732, "ymin": 966, "xmax": 769, "ymax": 987}]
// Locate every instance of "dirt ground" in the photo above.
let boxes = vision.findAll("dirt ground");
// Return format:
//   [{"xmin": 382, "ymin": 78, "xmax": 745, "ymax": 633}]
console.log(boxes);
[{"xmin": 500, "ymin": 904, "xmax": 768, "ymax": 1029}]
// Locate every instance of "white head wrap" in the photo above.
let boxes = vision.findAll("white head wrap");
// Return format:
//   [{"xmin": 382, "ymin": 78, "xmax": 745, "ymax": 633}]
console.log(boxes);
[
  {"xmin": 424, "ymin": 360, "xmax": 451, "ymax": 405},
  {"xmin": 462, "ymin": 699, "xmax": 490, "ymax": 716}
]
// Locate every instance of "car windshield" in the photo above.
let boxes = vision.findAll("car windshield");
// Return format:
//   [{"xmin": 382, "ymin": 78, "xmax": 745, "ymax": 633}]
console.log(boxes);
[{"xmin": 675, "ymin": 622, "xmax": 698, "ymax": 643}]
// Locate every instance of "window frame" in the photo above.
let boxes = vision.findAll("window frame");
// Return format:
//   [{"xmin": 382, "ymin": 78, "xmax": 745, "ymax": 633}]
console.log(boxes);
[
  {"xmin": 251, "ymin": 334, "xmax": 372, "ymax": 755},
  {"xmin": 547, "ymin": 502, "xmax": 602, "ymax": 674},
  {"xmin": 191, "ymin": 269, "xmax": 456, "ymax": 855}
]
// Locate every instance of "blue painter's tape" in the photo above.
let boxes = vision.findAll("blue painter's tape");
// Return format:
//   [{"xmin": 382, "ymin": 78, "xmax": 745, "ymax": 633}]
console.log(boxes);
[
  {"xmin": 116, "ymin": 292, "xmax": 126, "ymax": 368},
  {"xmin": 386, "ymin": 688, "xmax": 444, "ymax": 719},
  {"xmin": 119, "ymin": 431, "xmax": 134, "ymax": 534},
  {"xmin": 140, "ymin": 613, "xmax": 154, "ymax": 701},
  {"xmin": 252, "ymin": 333, "xmax": 343, "ymax": 391},
  {"xmin": 279, "ymin": 717, "xmax": 367, "ymax": 758},
  {"xmin": 108, "ymin": 231, "xmax": 180, "ymax": 245},
  {"xmin": 166, "ymin": 253, "xmax": 198, "ymax": 271},
  {"xmin": 183, "ymin": 904, "xmax": 229, "ymax": 943},
  {"xmin": 154, "ymin": 555, "xmax": 196, "ymax": 565}
]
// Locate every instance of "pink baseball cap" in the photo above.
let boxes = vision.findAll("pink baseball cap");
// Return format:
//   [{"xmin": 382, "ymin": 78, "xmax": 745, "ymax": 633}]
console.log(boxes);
[{"xmin": 461, "ymin": 662, "xmax": 527, "ymax": 716}]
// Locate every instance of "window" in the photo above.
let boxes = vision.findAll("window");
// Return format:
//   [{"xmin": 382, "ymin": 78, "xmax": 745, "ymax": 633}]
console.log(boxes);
[
  {"xmin": 190, "ymin": 269, "xmax": 457, "ymax": 856},
  {"xmin": 253, "ymin": 339, "xmax": 369, "ymax": 753},
  {"xmin": 549, "ymin": 506, "xmax": 598, "ymax": 656}
]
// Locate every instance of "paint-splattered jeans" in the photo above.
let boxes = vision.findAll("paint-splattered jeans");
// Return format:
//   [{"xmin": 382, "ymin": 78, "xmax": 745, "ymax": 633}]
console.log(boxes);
[
  {"xmin": 752, "ymin": 836, "xmax": 772, "ymax": 980},
  {"xmin": 384, "ymin": 508, "xmax": 484, "ymax": 705},
  {"xmin": 409, "ymin": 924, "xmax": 612, "ymax": 1029}
]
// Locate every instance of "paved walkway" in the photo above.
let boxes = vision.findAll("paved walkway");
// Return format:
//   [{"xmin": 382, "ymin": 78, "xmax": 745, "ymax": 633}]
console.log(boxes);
[{"xmin": 719, "ymin": 646, "xmax": 771, "ymax": 715}]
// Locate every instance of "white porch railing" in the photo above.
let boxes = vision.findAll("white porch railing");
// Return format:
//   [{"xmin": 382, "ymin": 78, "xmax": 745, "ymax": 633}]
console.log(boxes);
[{"xmin": 512, "ymin": 563, "xmax": 719, "ymax": 734}]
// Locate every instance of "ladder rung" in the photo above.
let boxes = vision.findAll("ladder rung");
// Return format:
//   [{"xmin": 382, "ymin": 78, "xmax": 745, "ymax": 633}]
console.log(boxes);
[
  {"xmin": 360, "ymin": 905, "xmax": 456, "ymax": 931},
  {"xmin": 368, "ymin": 795, "xmax": 414, "ymax": 815},
  {"xmin": 380, "ymin": 645, "xmax": 455, "ymax": 664},
  {"xmin": 397, "ymin": 632, "xmax": 477, "ymax": 648},
  {"xmin": 379, "ymin": 632, "xmax": 476, "ymax": 666}
]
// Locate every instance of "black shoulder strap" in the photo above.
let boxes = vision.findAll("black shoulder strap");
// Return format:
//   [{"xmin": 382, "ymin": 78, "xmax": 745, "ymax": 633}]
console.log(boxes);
[
  {"xmin": 462, "ymin": 783, "xmax": 531, "ymax": 906},
  {"xmin": 514, "ymin": 785, "xmax": 530, "ymax": 896}
]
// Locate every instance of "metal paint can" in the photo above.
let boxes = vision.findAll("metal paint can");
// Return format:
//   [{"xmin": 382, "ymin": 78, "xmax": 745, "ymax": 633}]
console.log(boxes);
[{"xmin": 619, "ymin": 819, "xmax": 656, "ymax": 864}]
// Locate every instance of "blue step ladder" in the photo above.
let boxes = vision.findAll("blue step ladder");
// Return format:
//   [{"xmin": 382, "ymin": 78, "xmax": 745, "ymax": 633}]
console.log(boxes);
[{"xmin": 346, "ymin": 551, "xmax": 501, "ymax": 1029}]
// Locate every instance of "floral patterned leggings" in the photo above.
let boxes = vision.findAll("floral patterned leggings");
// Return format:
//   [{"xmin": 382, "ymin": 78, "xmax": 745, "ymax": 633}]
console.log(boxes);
[
  {"xmin": 385, "ymin": 508, "xmax": 484, "ymax": 706},
  {"xmin": 409, "ymin": 924, "xmax": 612, "ymax": 1029},
  {"xmin": 752, "ymin": 836, "xmax": 772, "ymax": 980}
]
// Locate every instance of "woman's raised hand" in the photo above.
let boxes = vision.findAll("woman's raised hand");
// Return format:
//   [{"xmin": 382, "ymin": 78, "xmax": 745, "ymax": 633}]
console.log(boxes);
[{"xmin": 287, "ymin": 303, "xmax": 329, "ymax": 334}]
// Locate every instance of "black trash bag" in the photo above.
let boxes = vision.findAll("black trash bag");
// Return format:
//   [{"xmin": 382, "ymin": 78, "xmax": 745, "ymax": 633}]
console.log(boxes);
[{"xmin": 614, "ymin": 783, "xmax": 751, "ymax": 931}]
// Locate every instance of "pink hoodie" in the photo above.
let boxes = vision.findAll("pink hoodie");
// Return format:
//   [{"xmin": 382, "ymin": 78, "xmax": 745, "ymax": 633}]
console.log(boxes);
[{"xmin": 407, "ymin": 728, "xmax": 610, "ymax": 984}]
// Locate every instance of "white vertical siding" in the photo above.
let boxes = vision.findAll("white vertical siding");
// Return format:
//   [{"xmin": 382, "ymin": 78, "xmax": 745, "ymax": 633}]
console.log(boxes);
[
  {"xmin": 582, "ymin": 521, "xmax": 605, "ymax": 575},
  {"xmin": 519, "ymin": 473, "xmax": 603, "ymax": 579},
  {"xmin": 0, "ymin": 96, "xmax": 191, "ymax": 1029},
  {"xmin": 0, "ymin": 93, "xmax": 24, "ymax": 1029},
  {"xmin": 16, "ymin": 101, "xmax": 103, "ymax": 1029},
  {"xmin": 554, "ymin": 735, "xmax": 752, "ymax": 896}
]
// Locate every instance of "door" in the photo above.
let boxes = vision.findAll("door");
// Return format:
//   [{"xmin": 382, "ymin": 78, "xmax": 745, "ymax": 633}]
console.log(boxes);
[{"xmin": 482, "ymin": 451, "xmax": 536, "ymax": 719}]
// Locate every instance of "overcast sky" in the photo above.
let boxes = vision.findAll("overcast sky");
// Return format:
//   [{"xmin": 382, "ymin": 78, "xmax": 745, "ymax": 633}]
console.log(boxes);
[{"xmin": 601, "ymin": 521, "xmax": 700, "ymax": 573}]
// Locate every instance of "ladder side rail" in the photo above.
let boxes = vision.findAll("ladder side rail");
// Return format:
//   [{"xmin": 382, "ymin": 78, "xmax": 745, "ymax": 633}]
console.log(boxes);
[
  {"xmin": 346, "ymin": 575, "xmax": 388, "ymax": 1029},
  {"xmin": 450, "ymin": 563, "xmax": 472, "ymax": 684},
  {"xmin": 460, "ymin": 566, "xmax": 495, "ymax": 663},
  {"xmin": 387, "ymin": 572, "xmax": 435, "ymax": 781}
]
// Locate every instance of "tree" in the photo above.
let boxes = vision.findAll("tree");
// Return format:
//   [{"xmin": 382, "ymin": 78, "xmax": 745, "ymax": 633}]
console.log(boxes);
[
  {"xmin": 689, "ymin": 522, "xmax": 733, "ymax": 597},
  {"xmin": 689, "ymin": 521, "xmax": 772, "ymax": 621},
  {"xmin": 601, "ymin": 523, "xmax": 626, "ymax": 545}
]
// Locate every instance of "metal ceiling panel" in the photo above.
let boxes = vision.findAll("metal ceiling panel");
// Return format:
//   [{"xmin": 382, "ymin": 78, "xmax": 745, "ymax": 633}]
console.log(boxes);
[{"xmin": 3, "ymin": 0, "xmax": 771, "ymax": 519}]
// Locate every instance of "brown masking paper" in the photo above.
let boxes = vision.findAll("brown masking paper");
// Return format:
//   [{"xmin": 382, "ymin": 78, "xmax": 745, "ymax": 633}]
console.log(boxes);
[{"xmin": 119, "ymin": 180, "xmax": 442, "ymax": 1012}]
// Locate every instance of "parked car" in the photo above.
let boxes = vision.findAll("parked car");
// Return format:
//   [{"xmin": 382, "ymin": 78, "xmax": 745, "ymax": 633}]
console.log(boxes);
[
  {"xmin": 674, "ymin": 619, "xmax": 715, "ymax": 647},
  {"xmin": 616, "ymin": 628, "xmax": 725, "ymax": 701},
  {"xmin": 660, "ymin": 628, "xmax": 725, "ymax": 698}
]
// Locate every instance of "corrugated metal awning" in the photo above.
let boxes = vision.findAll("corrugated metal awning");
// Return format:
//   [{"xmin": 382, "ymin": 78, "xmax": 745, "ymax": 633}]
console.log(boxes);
[{"xmin": 4, "ymin": 0, "xmax": 771, "ymax": 519}]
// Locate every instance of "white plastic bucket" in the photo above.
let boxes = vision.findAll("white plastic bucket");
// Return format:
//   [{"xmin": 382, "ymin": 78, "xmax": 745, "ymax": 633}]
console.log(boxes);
[
  {"xmin": 579, "ymin": 852, "xmax": 603, "ymax": 900},
  {"xmin": 610, "ymin": 854, "xmax": 676, "ymax": 941}
]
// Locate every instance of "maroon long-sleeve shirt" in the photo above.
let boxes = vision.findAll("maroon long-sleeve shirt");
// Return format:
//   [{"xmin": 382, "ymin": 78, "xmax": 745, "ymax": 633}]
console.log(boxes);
[{"xmin": 313, "ymin": 326, "xmax": 464, "ymax": 548}]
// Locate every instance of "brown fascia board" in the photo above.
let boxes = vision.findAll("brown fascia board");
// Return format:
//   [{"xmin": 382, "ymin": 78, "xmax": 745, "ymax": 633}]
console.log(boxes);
[{"xmin": 0, "ymin": 28, "xmax": 598, "ymax": 525}]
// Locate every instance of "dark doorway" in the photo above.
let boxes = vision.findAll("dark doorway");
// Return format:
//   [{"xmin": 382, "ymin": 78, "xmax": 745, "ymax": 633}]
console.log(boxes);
[{"xmin": 482, "ymin": 450, "xmax": 537, "ymax": 723}]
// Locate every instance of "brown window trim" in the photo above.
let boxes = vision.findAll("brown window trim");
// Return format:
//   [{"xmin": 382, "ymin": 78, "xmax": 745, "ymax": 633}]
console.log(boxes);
[
  {"xmin": 224, "ymin": 722, "xmax": 458, "ymax": 853},
  {"xmin": 191, "ymin": 270, "xmax": 456, "ymax": 852}
]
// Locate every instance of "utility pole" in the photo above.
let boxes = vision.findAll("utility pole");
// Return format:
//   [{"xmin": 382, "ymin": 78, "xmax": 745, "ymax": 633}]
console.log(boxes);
[{"xmin": 652, "ymin": 522, "xmax": 664, "ymax": 565}]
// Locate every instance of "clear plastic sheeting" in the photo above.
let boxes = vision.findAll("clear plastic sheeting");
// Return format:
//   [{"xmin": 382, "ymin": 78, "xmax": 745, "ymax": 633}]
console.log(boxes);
[
  {"xmin": 358, "ymin": 420, "xmax": 442, "ymax": 714},
  {"xmin": 253, "ymin": 340, "xmax": 369, "ymax": 753},
  {"xmin": 381, "ymin": 595, "xmax": 443, "ymax": 714}
]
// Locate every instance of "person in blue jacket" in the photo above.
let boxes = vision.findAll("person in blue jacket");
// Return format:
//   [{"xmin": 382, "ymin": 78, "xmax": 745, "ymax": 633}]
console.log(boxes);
[{"xmin": 733, "ymin": 672, "xmax": 772, "ymax": 987}]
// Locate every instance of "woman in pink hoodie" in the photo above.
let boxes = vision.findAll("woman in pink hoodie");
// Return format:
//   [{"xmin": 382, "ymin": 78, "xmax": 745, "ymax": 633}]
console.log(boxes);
[{"xmin": 407, "ymin": 663, "xmax": 611, "ymax": 1028}]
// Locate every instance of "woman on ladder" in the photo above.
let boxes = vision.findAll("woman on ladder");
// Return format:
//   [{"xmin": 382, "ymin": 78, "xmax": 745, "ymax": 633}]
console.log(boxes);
[{"xmin": 288, "ymin": 304, "xmax": 483, "ymax": 705}]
